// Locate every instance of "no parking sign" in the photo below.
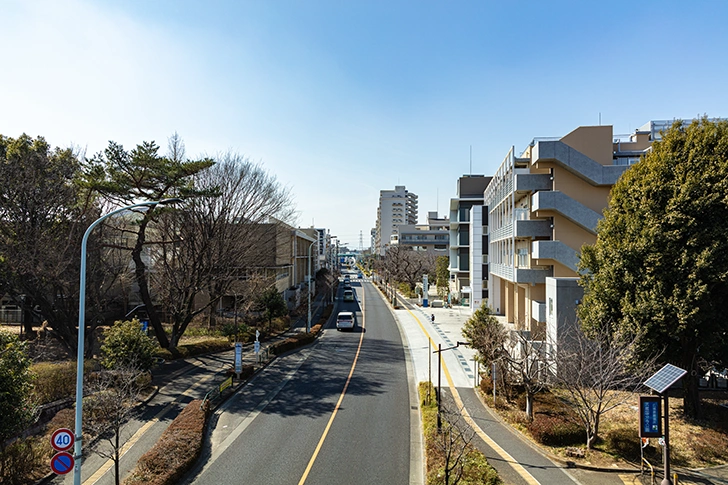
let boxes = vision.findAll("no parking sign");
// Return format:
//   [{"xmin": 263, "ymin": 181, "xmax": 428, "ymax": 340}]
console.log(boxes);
[{"xmin": 50, "ymin": 451, "xmax": 74, "ymax": 475}]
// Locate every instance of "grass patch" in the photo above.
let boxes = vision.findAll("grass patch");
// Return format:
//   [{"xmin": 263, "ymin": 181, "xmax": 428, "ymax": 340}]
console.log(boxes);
[{"xmin": 419, "ymin": 382, "xmax": 500, "ymax": 485}]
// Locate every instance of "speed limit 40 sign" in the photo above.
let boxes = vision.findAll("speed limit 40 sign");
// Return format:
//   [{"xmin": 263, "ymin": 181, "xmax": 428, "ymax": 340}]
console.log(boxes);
[{"xmin": 51, "ymin": 428, "xmax": 74, "ymax": 452}]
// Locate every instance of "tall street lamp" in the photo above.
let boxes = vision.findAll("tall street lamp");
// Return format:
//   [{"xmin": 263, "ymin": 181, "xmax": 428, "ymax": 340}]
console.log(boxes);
[
  {"xmin": 307, "ymin": 239, "xmax": 317, "ymax": 333},
  {"xmin": 73, "ymin": 198, "xmax": 181, "ymax": 485}
]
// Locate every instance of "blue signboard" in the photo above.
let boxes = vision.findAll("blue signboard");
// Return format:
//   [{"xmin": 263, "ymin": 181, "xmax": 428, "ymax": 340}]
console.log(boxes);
[
  {"xmin": 639, "ymin": 395, "xmax": 662, "ymax": 438},
  {"xmin": 140, "ymin": 320, "xmax": 149, "ymax": 334}
]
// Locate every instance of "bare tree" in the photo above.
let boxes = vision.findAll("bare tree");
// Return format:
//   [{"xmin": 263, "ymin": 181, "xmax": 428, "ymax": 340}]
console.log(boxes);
[
  {"xmin": 433, "ymin": 397, "xmax": 477, "ymax": 485},
  {"xmin": 151, "ymin": 152, "xmax": 296, "ymax": 347},
  {"xmin": 378, "ymin": 245, "xmax": 435, "ymax": 293},
  {"xmin": 552, "ymin": 324, "xmax": 659, "ymax": 449},
  {"xmin": 504, "ymin": 330, "xmax": 550, "ymax": 421},
  {"xmin": 85, "ymin": 365, "xmax": 146, "ymax": 485}
]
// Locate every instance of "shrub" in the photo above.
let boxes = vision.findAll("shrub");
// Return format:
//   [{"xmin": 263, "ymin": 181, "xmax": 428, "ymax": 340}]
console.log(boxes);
[
  {"xmin": 269, "ymin": 333, "xmax": 316, "ymax": 356},
  {"xmin": 0, "ymin": 330, "xmax": 35, "ymax": 443},
  {"xmin": 221, "ymin": 322, "xmax": 250, "ymax": 342},
  {"xmin": 527, "ymin": 415, "xmax": 583, "ymax": 447},
  {"xmin": 155, "ymin": 338, "xmax": 231, "ymax": 361},
  {"xmin": 31, "ymin": 361, "xmax": 77, "ymax": 404},
  {"xmin": 124, "ymin": 399, "xmax": 208, "ymax": 485},
  {"xmin": 100, "ymin": 319, "xmax": 157, "ymax": 371},
  {"xmin": 0, "ymin": 436, "xmax": 47, "ymax": 485},
  {"xmin": 604, "ymin": 427, "xmax": 641, "ymax": 461}
]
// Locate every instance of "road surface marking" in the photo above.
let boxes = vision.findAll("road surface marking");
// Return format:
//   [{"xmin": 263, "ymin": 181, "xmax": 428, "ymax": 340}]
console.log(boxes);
[
  {"xmin": 297, "ymin": 282, "xmax": 367, "ymax": 485},
  {"xmin": 198, "ymin": 351, "xmax": 311, "ymax": 476},
  {"xmin": 406, "ymin": 306, "xmax": 542, "ymax": 485}
]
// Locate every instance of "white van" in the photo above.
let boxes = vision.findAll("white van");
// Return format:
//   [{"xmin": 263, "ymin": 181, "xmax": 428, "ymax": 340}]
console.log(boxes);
[
  {"xmin": 336, "ymin": 311, "xmax": 355, "ymax": 331},
  {"xmin": 343, "ymin": 289, "xmax": 355, "ymax": 302}
]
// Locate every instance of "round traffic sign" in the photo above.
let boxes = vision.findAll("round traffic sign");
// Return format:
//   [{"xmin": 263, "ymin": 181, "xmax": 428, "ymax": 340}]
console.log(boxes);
[
  {"xmin": 50, "ymin": 428, "xmax": 74, "ymax": 452},
  {"xmin": 50, "ymin": 451, "xmax": 74, "ymax": 475}
]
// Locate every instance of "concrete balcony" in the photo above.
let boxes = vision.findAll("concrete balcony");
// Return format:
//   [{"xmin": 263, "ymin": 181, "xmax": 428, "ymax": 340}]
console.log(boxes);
[
  {"xmin": 515, "ymin": 219, "xmax": 552, "ymax": 239},
  {"xmin": 532, "ymin": 140, "xmax": 629, "ymax": 186},
  {"xmin": 515, "ymin": 173, "xmax": 552, "ymax": 192},
  {"xmin": 532, "ymin": 240, "xmax": 580, "ymax": 272},
  {"xmin": 531, "ymin": 191, "xmax": 600, "ymax": 234},
  {"xmin": 491, "ymin": 263, "xmax": 552, "ymax": 284}
]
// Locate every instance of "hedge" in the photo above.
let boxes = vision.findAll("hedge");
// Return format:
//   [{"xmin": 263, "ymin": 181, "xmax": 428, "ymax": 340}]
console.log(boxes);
[
  {"xmin": 526, "ymin": 414, "xmax": 584, "ymax": 447},
  {"xmin": 155, "ymin": 338, "xmax": 232, "ymax": 361},
  {"xmin": 123, "ymin": 399, "xmax": 208, "ymax": 485}
]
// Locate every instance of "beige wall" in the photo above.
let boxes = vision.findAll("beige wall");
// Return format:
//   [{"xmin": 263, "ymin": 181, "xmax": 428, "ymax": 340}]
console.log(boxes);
[
  {"xmin": 505, "ymin": 281, "xmax": 514, "ymax": 322},
  {"xmin": 552, "ymin": 215, "xmax": 597, "ymax": 250},
  {"xmin": 560, "ymin": 125, "xmax": 613, "ymax": 165},
  {"xmin": 552, "ymin": 168, "xmax": 612, "ymax": 214}
]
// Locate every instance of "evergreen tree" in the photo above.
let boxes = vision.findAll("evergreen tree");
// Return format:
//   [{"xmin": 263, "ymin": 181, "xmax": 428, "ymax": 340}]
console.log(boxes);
[
  {"xmin": 84, "ymin": 135, "xmax": 215, "ymax": 348},
  {"xmin": 579, "ymin": 118, "xmax": 728, "ymax": 418}
]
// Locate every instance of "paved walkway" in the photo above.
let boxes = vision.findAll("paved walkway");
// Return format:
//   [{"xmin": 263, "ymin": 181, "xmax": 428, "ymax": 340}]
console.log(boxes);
[{"xmin": 383, "ymin": 282, "xmax": 728, "ymax": 485}]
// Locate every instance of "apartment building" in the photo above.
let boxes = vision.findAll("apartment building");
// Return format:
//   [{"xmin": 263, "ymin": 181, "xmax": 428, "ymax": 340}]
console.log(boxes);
[
  {"xmin": 390, "ymin": 211, "xmax": 449, "ymax": 253},
  {"xmin": 484, "ymin": 122, "xmax": 654, "ymax": 342},
  {"xmin": 448, "ymin": 175, "xmax": 492, "ymax": 310},
  {"xmin": 374, "ymin": 185, "xmax": 418, "ymax": 255}
]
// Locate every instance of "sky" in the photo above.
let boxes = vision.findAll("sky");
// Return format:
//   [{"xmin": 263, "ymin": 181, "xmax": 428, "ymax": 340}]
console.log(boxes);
[{"xmin": 2, "ymin": 0, "xmax": 728, "ymax": 250}]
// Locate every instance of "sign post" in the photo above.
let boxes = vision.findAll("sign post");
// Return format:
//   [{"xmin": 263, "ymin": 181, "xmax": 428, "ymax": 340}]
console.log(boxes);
[
  {"xmin": 422, "ymin": 275, "xmax": 429, "ymax": 308},
  {"xmin": 639, "ymin": 396, "xmax": 662, "ymax": 438},
  {"xmin": 643, "ymin": 364, "xmax": 687, "ymax": 485},
  {"xmin": 234, "ymin": 342, "xmax": 242, "ymax": 379}
]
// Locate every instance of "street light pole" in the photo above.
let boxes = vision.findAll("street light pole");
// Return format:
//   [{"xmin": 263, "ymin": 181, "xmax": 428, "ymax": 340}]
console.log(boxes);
[
  {"xmin": 433, "ymin": 341, "xmax": 468, "ymax": 433},
  {"xmin": 73, "ymin": 198, "xmax": 181, "ymax": 485},
  {"xmin": 307, "ymin": 240, "xmax": 316, "ymax": 333}
]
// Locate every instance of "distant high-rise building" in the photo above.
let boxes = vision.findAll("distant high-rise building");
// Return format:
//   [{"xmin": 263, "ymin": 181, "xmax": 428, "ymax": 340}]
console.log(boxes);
[{"xmin": 374, "ymin": 185, "xmax": 418, "ymax": 255}]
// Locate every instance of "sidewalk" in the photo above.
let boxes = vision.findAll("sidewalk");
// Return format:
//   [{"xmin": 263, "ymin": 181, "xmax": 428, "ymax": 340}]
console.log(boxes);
[{"xmin": 391, "ymin": 286, "xmax": 728, "ymax": 485}]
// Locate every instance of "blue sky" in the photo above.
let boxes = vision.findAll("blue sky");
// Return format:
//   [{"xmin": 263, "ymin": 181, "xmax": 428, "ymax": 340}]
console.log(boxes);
[{"xmin": 2, "ymin": 0, "xmax": 727, "ymax": 249}]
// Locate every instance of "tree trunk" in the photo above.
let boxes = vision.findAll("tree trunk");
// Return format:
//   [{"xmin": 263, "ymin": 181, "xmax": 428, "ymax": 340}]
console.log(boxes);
[
  {"xmin": 22, "ymin": 306, "xmax": 36, "ymax": 340},
  {"xmin": 114, "ymin": 431, "xmax": 120, "ymax": 485},
  {"xmin": 681, "ymin": 343, "xmax": 702, "ymax": 419},
  {"xmin": 525, "ymin": 393, "xmax": 534, "ymax": 420},
  {"xmin": 130, "ymin": 217, "xmax": 170, "ymax": 349},
  {"xmin": 683, "ymin": 374, "xmax": 702, "ymax": 419}
]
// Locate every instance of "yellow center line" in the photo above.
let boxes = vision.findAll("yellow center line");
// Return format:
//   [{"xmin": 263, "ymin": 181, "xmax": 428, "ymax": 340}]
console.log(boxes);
[
  {"xmin": 83, "ymin": 369, "xmax": 219, "ymax": 485},
  {"xmin": 405, "ymin": 306, "xmax": 541, "ymax": 485},
  {"xmin": 297, "ymin": 281, "xmax": 367, "ymax": 485}
]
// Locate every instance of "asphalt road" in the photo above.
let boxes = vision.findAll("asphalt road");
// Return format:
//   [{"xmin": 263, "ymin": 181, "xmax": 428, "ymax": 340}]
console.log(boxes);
[{"xmin": 185, "ymin": 278, "xmax": 417, "ymax": 485}]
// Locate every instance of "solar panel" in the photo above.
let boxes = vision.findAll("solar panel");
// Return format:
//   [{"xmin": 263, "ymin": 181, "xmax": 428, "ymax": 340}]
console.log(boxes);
[{"xmin": 644, "ymin": 364, "xmax": 687, "ymax": 394}]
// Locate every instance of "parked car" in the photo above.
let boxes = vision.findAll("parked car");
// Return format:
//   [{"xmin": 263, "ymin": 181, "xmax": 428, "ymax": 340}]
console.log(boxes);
[
  {"xmin": 336, "ymin": 311, "xmax": 356, "ymax": 331},
  {"xmin": 343, "ymin": 289, "xmax": 355, "ymax": 301}
]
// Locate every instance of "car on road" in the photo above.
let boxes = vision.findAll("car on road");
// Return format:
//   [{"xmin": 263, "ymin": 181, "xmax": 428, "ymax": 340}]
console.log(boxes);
[
  {"xmin": 357, "ymin": 272, "xmax": 363, "ymax": 278},
  {"xmin": 343, "ymin": 289, "xmax": 355, "ymax": 301},
  {"xmin": 336, "ymin": 311, "xmax": 356, "ymax": 330}
]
